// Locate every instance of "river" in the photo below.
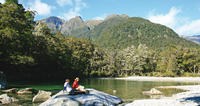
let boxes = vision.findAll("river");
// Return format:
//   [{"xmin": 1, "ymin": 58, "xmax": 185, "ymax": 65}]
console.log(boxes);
[{"xmin": 1, "ymin": 78, "xmax": 199, "ymax": 105}]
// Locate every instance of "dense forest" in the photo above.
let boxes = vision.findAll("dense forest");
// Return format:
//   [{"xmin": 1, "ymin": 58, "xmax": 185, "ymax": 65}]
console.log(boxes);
[
  {"xmin": 0, "ymin": 0, "xmax": 200, "ymax": 82},
  {"xmin": 0, "ymin": 0, "xmax": 107, "ymax": 81},
  {"xmin": 83, "ymin": 17, "xmax": 199, "ymax": 50}
]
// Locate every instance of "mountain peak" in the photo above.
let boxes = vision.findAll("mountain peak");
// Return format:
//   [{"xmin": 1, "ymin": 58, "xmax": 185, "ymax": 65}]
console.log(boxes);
[
  {"xmin": 42, "ymin": 16, "xmax": 65, "ymax": 24},
  {"xmin": 120, "ymin": 14, "xmax": 129, "ymax": 18},
  {"xmin": 69, "ymin": 16, "xmax": 84, "ymax": 22},
  {"xmin": 105, "ymin": 14, "xmax": 130, "ymax": 20},
  {"xmin": 86, "ymin": 20, "xmax": 103, "ymax": 29},
  {"xmin": 105, "ymin": 14, "xmax": 119, "ymax": 20}
]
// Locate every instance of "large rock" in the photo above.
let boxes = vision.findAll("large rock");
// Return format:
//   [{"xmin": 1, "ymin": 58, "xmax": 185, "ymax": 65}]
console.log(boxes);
[
  {"xmin": 17, "ymin": 88, "xmax": 37, "ymax": 95},
  {"xmin": 143, "ymin": 88, "xmax": 162, "ymax": 95},
  {"xmin": 32, "ymin": 90, "xmax": 51, "ymax": 103},
  {"xmin": 40, "ymin": 89, "xmax": 123, "ymax": 106},
  {"xmin": 0, "ymin": 71, "xmax": 6, "ymax": 89},
  {"xmin": 2, "ymin": 88, "xmax": 17, "ymax": 93},
  {"xmin": 0, "ymin": 94, "xmax": 18, "ymax": 104}
]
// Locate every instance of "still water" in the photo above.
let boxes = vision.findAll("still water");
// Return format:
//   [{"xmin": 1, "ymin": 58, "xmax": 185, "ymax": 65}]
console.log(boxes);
[{"xmin": 1, "ymin": 78, "xmax": 199, "ymax": 105}]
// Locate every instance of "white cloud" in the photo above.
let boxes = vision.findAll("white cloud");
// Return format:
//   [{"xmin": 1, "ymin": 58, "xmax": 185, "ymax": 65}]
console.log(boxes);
[
  {"xmin": 63, "ymin": 0, "xmax": 87, "ymax": 20},
  {"xmin": 64, "ymin": 9, "xmax": 81, "ymax": 20},
  {"xmin": 93, "ymin": 14, "xmax": 107, "ymax": 20},
  {"xmin": 29, "ymin": 0, "xmax": 53, "ymax": 16},
  {"xmin": 147, "ymin": 7, "xmax": 200, "ymax": 36},
  {"xmin": 0, "ymin": 0, "xmax": 5, "ymax": 3},
  {"xmin": 56, "ymin": 0, "xmax": 73, "ymax": 6},
  {"xmin": 176, "ymin": 19, "xmax": 200, "ymax": 35},
  {"xmin": 147, "ymin": 7, "xmax": 181, "ymax": 28}
]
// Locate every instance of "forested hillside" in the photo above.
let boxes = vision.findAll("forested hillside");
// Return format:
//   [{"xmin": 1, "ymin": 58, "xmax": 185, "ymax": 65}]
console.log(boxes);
[
  {"xmin": 0, "ymin": 0, "xmax": 107, "ymax": 81},
  {"xmin": 81, "ymin": 14, "xmax": 129, "ymax": 40},
  {"xmin": 84, "ymin": 17, "xmax": 199, "ymax": 50}
]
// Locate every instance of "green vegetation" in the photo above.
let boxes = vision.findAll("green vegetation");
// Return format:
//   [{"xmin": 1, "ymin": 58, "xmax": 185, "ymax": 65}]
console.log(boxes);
[
  {"xmin": 85, "ymin": 17, "xmax": 199, "ymax": 50},
  {"xmin": 0, "ymin": 1, "xmax": 107, "ymax": 82},
  {"xmin": 101, "ymin": 45, "xmax": 200, "ymax": 77},
  {"xmin": 0, "ymin": 1, "xmax": 200, "ymax": 82},
  {"xmin": 81, "ymin": 15, "xmax": 128, "ymax": 40},
  {"xmin": 81, "ymin": 17, "xmax": 200, "ymax": 77}
]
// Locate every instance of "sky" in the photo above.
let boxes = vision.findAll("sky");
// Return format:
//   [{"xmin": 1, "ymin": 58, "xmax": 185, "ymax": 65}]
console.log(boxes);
[{"xmin": 0, "ymin": 0, "xmax": 200, "ymax": 36}]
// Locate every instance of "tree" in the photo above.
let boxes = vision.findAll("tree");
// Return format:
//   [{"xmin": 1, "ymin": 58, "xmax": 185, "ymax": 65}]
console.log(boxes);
[
  {"xmin": 0, "ymin": 0, "xmax": 35, "ymax": 80},
  {"xmin": 5, "ymin": 0, "xmax": 18, "ymax": 4},
  {"xmin": 115, "ymin": 44, "xmax": 156, "ymax": 76},
  {"xmin": 157, "ymin": 46, "xmax": 180, "ymax": 76}
]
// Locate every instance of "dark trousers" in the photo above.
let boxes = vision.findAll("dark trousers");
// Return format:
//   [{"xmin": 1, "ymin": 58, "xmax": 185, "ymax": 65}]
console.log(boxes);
[{"xmin": 69, "ymin": 89, "xmax": 86, "ymax": 95}]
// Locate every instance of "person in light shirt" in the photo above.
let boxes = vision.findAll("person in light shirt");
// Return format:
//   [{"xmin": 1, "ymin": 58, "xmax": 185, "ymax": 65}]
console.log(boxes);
[{"xmin": 63, "ymin": 79, "xmax": 72, "ymax": 93}]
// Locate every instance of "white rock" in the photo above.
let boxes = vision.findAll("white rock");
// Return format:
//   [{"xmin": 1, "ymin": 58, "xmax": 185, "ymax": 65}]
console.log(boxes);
[
  {"xmin": 126, "ymin": 99, "xmax": 198, "ymax": 106},
  {"xmin": 40, "ymin": 89, "xmax": 122, "ymax": 106},
  {"xmin": 143, "ymin": 88, "xmax": 162, "ymax": 95},
  {"xmin": 2, "ymin": 88, "xmax": 17, "ymax": 93},
  {"xmin": 32, "ymin": 90, "xmax": 51, "ymax": 103},
  {"xmin": 0, "ymin": 94, "xmax": 18, "ymax": 104},
  {"xmin": 17, "ymin": 88, "xmax": 37, "ymax": 95}
]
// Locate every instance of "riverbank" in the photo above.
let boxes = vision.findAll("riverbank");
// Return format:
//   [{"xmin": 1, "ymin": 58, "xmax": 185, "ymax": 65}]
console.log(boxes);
[
  {"xmin": 104, "ymin": 76, "xmax": 200, "ymax": 105},
  {"xmin": 126, "ymin": 85, "xmax": 200, "ymax": 106},
  {"xmin": 114, "ymin": 76, "xmax": 200, "ymax": 83}
]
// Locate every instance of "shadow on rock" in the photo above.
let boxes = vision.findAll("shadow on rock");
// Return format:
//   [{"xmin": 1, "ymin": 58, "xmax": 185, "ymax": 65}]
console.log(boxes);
[{"xmin": 182, "ymin": 96, "xmax": 200, "ymax": 104}]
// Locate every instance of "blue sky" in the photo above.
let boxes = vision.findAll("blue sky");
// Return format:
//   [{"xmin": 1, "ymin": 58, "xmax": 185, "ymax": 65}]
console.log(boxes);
[{"xmin": 0, "ymin": 0, "xmax": 200, "ymax": 36}]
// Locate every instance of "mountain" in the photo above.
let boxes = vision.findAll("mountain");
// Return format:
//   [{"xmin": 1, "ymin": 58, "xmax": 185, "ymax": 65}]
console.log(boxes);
[
  {"xmin": 183, "ymin": 35, "xmax": 200, "ymax": 44},
  {"xmin": 37, "ymin": 15, "xmax": 199, "ymax": 50},
  {"xmin": 37, "ymin": 14, "xmax": 129, "ymax": 37},
  {"xmin": 39, "ymin": 16, "xmax": 65, "ymax": 33},
  {"xmin": 37, "ymin": 16, "xmax": 103, "ymax": 36},
  {"xmin": 61, "ymin": 16, "xmax": 90, "ymax": 36},
  {"xmin": 83, "ymin": 17, "xmax": 199, "ymax": 50},
  {"xmin": 81, "ymin": 14, "xmax": 129, "ymax": 40},
  {"xmin": 85, "ymin": 20, "xmax": 103, "ymax": 29}
]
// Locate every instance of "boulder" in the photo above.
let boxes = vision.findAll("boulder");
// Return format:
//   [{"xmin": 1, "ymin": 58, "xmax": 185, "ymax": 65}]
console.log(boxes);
[
  {"xmin": 32, "ymin": 90, "xmax": 51, "ymax": 103},
  {"xmin": 0, "ymin": 94, "xmax": 18, "ymax": 104},
  {"xmin": 17, "ymin": 88, "xmax": 37, "ymax": 95},
  {"xmin": 143, "ymin": 88, "xmax": 162, "ymax": 95},
  {"xmin": 40, "ymin": 89, "xmax": 123, "ymax": 106},
  {"xmin": 2, "ymin": 88, "xmax": 17, "ymax": 93}
]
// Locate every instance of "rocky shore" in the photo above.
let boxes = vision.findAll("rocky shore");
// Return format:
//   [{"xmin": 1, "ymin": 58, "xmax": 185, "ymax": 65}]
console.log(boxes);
[
  {"xmin": 110, "ymin": 76, "xmax": 200, "ymax": 106},
  {"xmin": 126, "ymin": 85, "xmax": 200, "ymax": 106},
  {"xmin": 115, "ymin": 76, "xmax": 200, "ymax": 83},
  {"xmin": 0, "ymin": 88, "xmax": 51, "ymax": 105}
]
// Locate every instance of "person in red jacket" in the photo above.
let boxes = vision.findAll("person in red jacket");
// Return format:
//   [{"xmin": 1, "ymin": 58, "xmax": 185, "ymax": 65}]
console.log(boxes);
[
  {"xmin": 69, "ymin": 77, "xmax": 89, "ymax": 95},
  {"xmin": 72, "ymin": 77, "xmax": 80, "ymax": 89}
]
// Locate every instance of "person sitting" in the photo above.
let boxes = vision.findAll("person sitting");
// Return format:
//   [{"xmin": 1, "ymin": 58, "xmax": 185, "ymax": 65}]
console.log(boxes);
[
  {"xmin": 63, "ymin": 79, "xmax": 72, "ymax": 93},
  {"xmin": 72, "ymin": 77, "xmax": 83, "ymax": 90},
  {"xmin": 71, "ymin": 77, "xmax": 89, "ymax": 95}
]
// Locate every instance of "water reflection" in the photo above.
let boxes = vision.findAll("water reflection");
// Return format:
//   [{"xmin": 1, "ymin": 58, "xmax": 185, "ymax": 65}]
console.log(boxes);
[{"xmin": 83, "ymin": 79, "xmax": 199, "ymax": 101}]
